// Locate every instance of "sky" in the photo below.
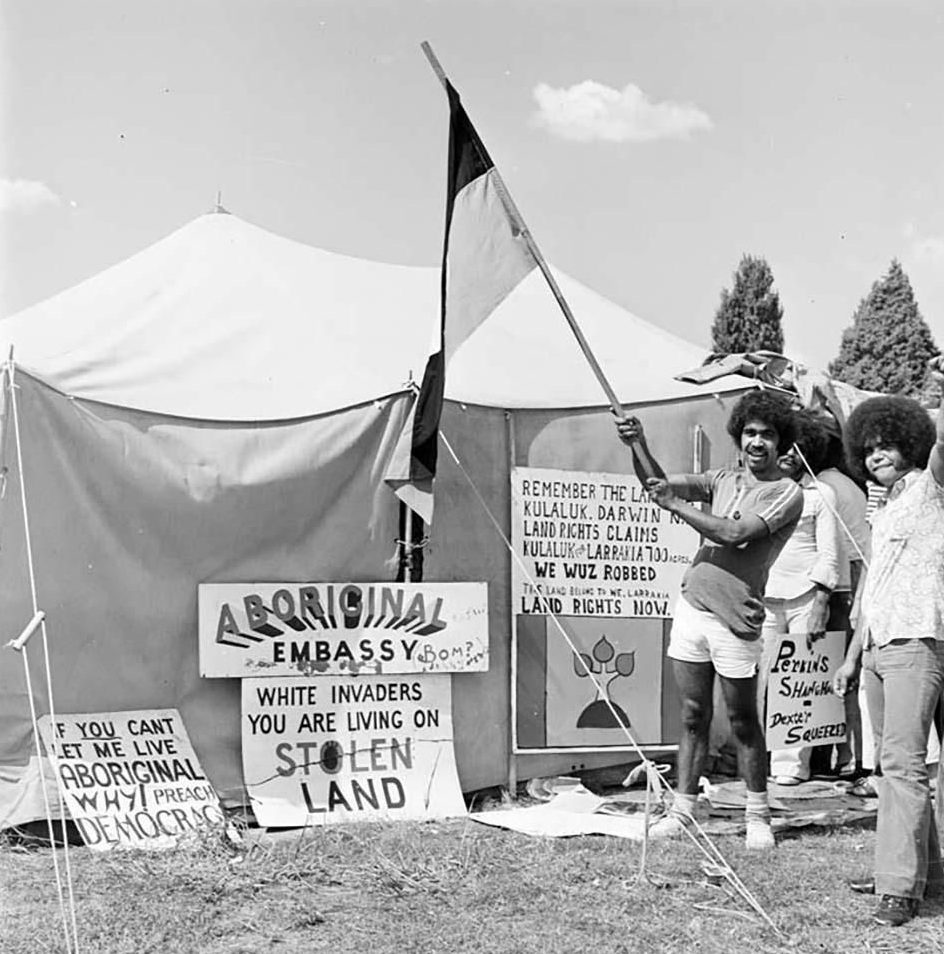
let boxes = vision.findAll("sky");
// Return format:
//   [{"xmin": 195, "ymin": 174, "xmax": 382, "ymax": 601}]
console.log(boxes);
[{"xmin": 2, "ymin": 0, "xmax": 943, "ymax": 373}]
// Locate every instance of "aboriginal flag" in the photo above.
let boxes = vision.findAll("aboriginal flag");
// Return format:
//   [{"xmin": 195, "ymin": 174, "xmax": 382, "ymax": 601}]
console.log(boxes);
[{"xmin": 389, "ymin": 81, "xmax": 537, "ymax": 523}]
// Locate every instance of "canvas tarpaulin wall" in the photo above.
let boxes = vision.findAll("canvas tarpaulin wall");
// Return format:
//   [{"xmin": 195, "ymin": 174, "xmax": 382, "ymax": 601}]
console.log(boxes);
[
  {"xmin": 0, "ymin": 369, "xmax": 410, "ymax": 827},
  {"xmin": 0, "ymin": 373, "xmax": 753, "ymax": 821}
]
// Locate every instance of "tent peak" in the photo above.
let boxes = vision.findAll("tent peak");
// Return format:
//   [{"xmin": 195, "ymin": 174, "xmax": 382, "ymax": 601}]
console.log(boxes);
[{"xmin": 208, "ymin": 190, "xmax": 230, "ymax": 215}]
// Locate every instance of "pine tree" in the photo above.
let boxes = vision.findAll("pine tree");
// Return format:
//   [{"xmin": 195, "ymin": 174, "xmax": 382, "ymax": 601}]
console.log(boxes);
[
  {"xmin": 710, "ymin": 255, "xmax": 785, "ymax": 355},
  {"xmin": 828, "ymin": 260, "xmax": 939, "ymax": 397}
]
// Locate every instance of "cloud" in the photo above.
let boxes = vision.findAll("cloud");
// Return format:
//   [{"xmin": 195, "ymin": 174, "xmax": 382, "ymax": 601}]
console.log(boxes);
[
  {"xmin": 902, "ymin": 222, "xmax": 944, "ymax": 265},
  {"xmin": 910, "ymin": 234, "xmax": 944, "ymax": 265},
  {"xmin": 0, "ymin": 178, "xmax": 62, "ymax": 213},
  {"xmin": 531, "ymin": 80, "xmax": 712, "ymax": 143}
]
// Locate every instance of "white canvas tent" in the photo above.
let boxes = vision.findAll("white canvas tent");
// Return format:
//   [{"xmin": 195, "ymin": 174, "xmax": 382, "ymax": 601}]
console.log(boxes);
[
  {"xmin": 1, "ymin": 210, "xmax": 737, "ymax": 416},
  {"xmin": 0, "ymin": 211, "xmax": 749, "ymax": 826}
]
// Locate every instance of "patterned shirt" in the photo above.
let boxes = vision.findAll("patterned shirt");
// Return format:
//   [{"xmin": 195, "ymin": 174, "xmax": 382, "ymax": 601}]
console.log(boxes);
[{"xmin": 862, "ymin": 468, "xmax": 944, "ymax": 646}]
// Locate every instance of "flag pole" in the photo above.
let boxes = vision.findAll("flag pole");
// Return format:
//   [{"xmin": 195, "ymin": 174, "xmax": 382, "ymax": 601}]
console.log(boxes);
[
  {"xmin": 421, "ymin": 42, "xmax": 622, "ymax": 414},
  {"xmin": 420, "ymin": 42, "xmax": 663, "ymax": 480}
]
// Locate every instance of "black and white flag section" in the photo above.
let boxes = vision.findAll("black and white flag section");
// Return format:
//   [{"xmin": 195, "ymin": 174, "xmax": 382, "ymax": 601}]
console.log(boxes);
[{"xmin": 386, "ymin": 80, "xmax": 537, "ymax": 524}]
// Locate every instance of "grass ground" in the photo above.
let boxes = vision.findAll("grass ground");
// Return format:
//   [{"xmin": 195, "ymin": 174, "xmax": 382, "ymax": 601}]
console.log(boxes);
[{"xmin": 2, "ymin": 811, "xmax": 943, "ymax": 954}]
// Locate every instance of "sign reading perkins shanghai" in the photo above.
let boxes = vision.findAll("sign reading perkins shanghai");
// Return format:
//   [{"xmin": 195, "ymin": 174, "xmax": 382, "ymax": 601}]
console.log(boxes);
[{"xmin": 198, "ymin": 582, "xmax": 489, "ymax": 678}]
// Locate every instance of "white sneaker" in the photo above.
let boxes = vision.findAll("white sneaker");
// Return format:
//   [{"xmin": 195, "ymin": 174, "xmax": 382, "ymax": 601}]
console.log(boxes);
[{"xmin": 745, "ymin": 818, "xmax": 775, "ymax": 850}]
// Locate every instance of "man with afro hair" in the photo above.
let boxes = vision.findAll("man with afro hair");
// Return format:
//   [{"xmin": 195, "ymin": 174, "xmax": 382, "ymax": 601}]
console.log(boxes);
[
  {"xmin": 616, "ymin": 389, "xmax": 802, "ymax": 850},
  {"xmin": 834, "ymin": 355, "xmax": 944, "ymax": 927}
]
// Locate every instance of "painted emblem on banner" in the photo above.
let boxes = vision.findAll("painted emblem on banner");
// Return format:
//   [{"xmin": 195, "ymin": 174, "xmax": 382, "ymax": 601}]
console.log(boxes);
[
  {"xmin": 511, "ymin": 467, "xmax": 697, "ymax": 618},
  {"xmin": 38, "ymin": 709, "xmax": 224, "ymax": 851},
  {"xmin": 545, "ymin": 618, "xmax": 663, "ymax": 747},
  {"xmin": 199, "ymin": 582, "xmax": 488, "ymax": 677},
  {"xmin": 764, "ymin": 632, "xmax": 847, "ymax": 750},
  {"xmin": 241, "ymin": 674, "xmax": 465, "ymax": 827},
  {"xmin": 573, "ymin": 634, "xmax": 636, "ymax": 728}
]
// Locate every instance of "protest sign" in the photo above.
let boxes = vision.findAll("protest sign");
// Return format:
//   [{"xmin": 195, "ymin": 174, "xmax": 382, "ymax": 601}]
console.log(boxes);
[
  {"xmin": 241, "ymin": 674, "xmax": 465, "ymax": 827},
  {"xmin": 38, "ymin": 709, "xmax": 224, "ymax": 851},
  {"xmin": 764, "ymin": 632, "xmax": 847, "ymax": 750},
  {"xmin": 199, "ymin": 582, "xmax": 488, "ymax": 677},
  {"xmin": 511, "ymin": 467, "xmax": 697, "ymax": 618}
]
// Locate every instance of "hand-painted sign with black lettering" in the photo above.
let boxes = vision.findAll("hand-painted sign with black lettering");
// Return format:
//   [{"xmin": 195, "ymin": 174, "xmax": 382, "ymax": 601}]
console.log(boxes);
[
  {"xmin": 37, "ymin": 709, "xmax": 224, "ymax": 851},
  {"xmin": 241, "ymin": 674, "xmax": 465, "ymax": 826},
  {"xmin": 199, "ymin": 582, "xmax": 488, "ymax": 677},
  {"xmin": 764, "ymin": 633, "xmax": 847, "ymax": 750},
  {"xmin": 511, "ymin": 467, "xmax": 697, "ymax": 618}
]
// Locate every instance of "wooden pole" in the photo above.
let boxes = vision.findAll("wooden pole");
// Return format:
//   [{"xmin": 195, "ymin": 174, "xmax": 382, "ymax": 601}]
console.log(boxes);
[
  {"xmin": 422, "ymin": 42, "xmax": 624, "ymax": 414},
  {"xmin": 420, "ymin": 42, "xmax": 661, "ymax": 479}
]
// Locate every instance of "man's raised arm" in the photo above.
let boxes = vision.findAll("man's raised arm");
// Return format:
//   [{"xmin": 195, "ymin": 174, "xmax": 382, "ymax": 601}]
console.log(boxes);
[
  {"xmin": 614, "ymin": 414, "xmax": 675, "ymax": 488},
  {"xmin": 928, "ymin": 355, "xmax": 944, "ymax": 487}
]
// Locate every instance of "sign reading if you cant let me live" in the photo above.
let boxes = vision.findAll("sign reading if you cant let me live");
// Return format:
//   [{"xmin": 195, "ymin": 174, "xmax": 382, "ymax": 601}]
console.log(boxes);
[
  {"xmin": 198, "ymin": 581, "xmax": 489, "ymax": 678},
  {"xmin": 38, "ymin": 709, "xmax": 224, "ymax": 851}
]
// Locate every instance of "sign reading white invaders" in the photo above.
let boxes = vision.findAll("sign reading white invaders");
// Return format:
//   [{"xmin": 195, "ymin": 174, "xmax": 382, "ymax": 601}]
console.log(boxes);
[
  {"xmin": 38, "ymin": 709, "xmax": 224, "ymax": 851},
  {"xmin": 199, "ymin": 581, "xmax": 488, "ymax": 677},
  {"xmin": 241, "ymin": 674, "xmax": 466, "ymax": 827}
]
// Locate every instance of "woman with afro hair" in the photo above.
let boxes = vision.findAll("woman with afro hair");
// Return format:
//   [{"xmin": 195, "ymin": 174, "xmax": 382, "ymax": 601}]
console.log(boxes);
[{"xmin": 834, "ymin": 355, "xmax": 944, "ymax": 927}]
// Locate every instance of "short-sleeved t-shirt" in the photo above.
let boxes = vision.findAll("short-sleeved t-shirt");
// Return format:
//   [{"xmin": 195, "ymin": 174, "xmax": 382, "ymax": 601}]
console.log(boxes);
[{"xmin": 676, "ymin": 468, "xmax": 803, "ymax": 640}]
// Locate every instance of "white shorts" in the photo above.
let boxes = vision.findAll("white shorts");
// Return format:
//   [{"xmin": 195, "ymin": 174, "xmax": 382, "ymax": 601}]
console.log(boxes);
[{"xmin": 668, "ymin": 595, "xmax": 761, "ymax": 679}]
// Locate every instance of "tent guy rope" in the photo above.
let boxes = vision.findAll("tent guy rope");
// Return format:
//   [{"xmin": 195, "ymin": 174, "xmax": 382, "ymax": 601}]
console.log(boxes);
[
  {"xmin": 439, "ymin": 429, "xmax": 781, "ymax": 934},
  {"xmin": 792, "ymin": 442, "xmax": 871, "ymax": 571},
  {"xmin": 5, "ymin": 359, "xmax": 80, "ymax": 954}
]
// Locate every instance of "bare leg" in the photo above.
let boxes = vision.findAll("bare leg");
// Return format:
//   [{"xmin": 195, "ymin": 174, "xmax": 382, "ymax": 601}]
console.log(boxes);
[
  {"xmin": 719, "ymin": 673, "xmax": 767, "ymax": 792},
  {"xmin": 671, "ymin": 659, "xmax": 716, "ymax": 795},
  {"xmin": 719, "ymin": 671, "xmax": 774, "ymax": 848}
]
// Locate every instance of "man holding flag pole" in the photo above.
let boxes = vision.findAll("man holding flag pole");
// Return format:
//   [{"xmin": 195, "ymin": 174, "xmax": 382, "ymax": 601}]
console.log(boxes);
[
  {"xmin": 411, "ymin": 47, "xmax": 804, "ymax": 931},
  {"xmin": 416, "ymin": 43, "xmax": 802, "ymax": 853},
  {"xmin": 615, "ymin": 394, "xmax": 803, "ymax": 849}
]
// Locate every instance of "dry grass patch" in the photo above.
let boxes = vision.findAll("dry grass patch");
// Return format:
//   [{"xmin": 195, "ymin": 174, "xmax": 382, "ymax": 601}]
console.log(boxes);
[{"xmin": 1, "ymin": 817, "xmax": 943, "ymax": 954}]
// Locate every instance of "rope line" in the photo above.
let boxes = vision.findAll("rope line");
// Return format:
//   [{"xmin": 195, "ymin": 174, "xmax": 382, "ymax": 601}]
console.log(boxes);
[
  {"xmin": 791, "ymin": 443, "xmax": 870, "ymax": 571},
  {"xmin": 439, "ymin": 429, "xmax": 780, "ymax": 933},
  {"xmin": 7, "ymin": 362, "xmax": 80, "ymax": 953}
]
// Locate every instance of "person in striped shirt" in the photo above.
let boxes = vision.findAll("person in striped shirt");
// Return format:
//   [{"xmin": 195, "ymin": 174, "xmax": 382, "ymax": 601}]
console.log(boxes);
[{"xmin": 616, "ymin": 390, "xmax": 802, "ymax": 850}]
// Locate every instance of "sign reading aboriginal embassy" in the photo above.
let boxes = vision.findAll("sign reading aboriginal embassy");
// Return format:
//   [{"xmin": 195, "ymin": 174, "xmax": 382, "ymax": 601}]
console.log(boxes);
[
  {"xmin": 241, "ymin": 674, "xmax": 465, "ymax": 826},
  {"xmin": 38, "ymin": 709, "xmax": 224, "ymax": 851},
  {"xmin": 511, "ymin": 468, "xmax": 698, "ymax": 618},
  {"xmin": 764, "ymin": 632, "xmax": 847, "ymax": 750},
  {"xmin": 198, "ymin": 582, "xmax": 488, "ymax": 678}
]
